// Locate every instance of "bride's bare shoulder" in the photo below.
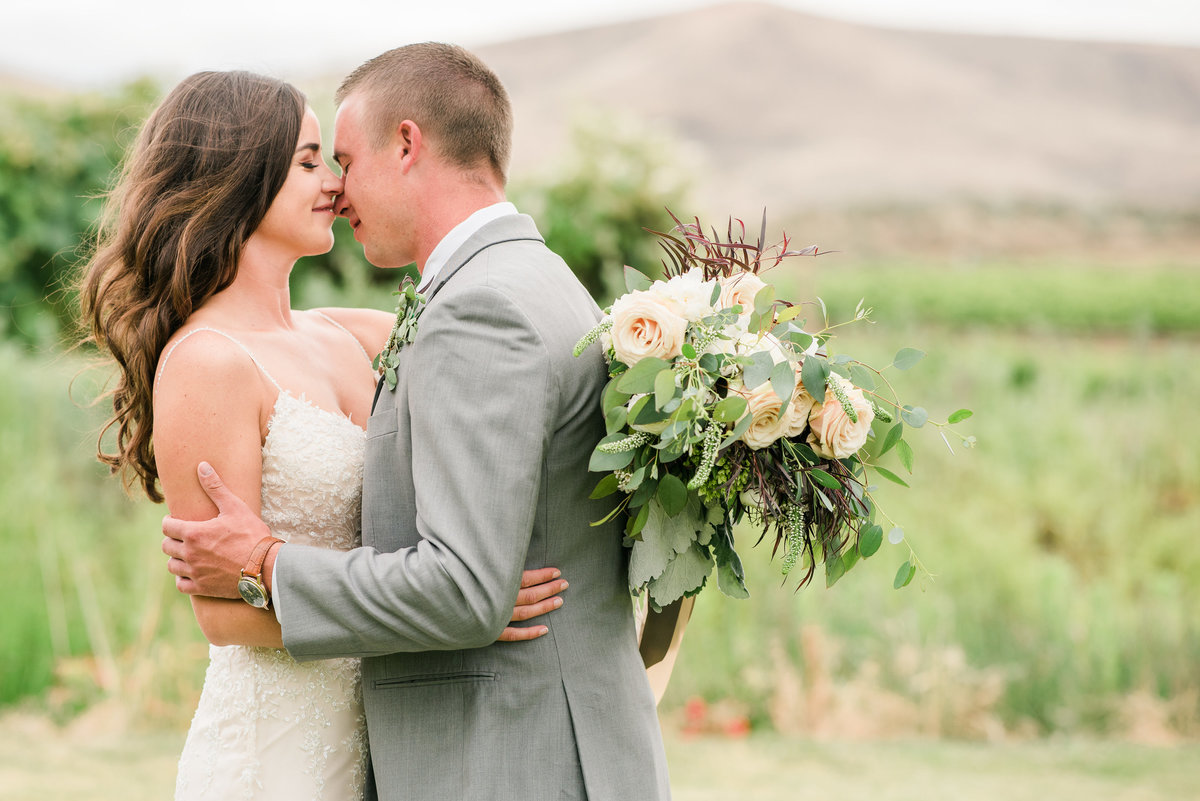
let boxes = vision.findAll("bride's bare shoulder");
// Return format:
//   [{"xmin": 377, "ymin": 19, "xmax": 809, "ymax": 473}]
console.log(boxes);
[{"xmin": 309, "ymin": 306, "xmax": 394, "ymax": 353}]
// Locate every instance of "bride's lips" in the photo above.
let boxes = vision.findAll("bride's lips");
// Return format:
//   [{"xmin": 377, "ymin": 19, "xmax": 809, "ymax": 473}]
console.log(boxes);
[{"xmin": 313, "ymin": 204, "xmax": 335, "ymax": 214}]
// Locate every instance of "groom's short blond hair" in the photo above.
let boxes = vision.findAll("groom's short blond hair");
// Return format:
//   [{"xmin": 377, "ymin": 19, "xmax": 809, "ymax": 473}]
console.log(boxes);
[{"xmin": 336, "ymin": 42, "xmax": 513, "ymax": 184}]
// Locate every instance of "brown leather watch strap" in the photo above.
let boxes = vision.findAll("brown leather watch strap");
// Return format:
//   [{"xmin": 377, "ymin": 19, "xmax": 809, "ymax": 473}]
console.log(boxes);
[{"xmin": 242, "ymin": 535, "xmax": 284, "ymax": 581}]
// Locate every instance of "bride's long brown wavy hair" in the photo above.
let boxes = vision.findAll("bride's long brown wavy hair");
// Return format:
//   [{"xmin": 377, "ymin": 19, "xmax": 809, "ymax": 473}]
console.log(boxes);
[{"xmin": 79, "ymin": 71, "xmax": 305, "ymax": 502}]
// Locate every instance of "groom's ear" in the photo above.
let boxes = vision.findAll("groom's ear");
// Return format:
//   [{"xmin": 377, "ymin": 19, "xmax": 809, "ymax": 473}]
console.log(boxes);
[{"xmin": 395, "ymin": 120, "xmax": 422, "ymax": 173}]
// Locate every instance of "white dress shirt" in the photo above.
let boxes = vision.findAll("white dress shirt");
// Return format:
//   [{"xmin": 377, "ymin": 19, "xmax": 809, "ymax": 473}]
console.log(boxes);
[
  {"xmin": 417, "ymin": 201, "xmax": 519, "ymax": 293},
  {"xmin": 272, "ymin": 201, "xmax": 519, "ymax": 622}
]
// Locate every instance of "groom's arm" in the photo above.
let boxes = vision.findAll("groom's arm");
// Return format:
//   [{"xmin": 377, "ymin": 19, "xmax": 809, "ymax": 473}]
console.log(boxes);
[{"xmin": 275, "ymin": 283, "xmax": 554, "ymax": 659}]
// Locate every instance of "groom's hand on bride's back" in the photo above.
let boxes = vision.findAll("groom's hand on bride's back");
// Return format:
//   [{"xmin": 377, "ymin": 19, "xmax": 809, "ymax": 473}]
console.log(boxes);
[{"xmin": 162, "ymin": 461, "xmax": 271, "ymax": 599}]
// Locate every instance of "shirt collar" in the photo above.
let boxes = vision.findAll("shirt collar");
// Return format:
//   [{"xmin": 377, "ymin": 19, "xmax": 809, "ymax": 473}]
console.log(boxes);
[{"xmin": 417, "ymin": 201, "xmax": 518, "ymax": 293}]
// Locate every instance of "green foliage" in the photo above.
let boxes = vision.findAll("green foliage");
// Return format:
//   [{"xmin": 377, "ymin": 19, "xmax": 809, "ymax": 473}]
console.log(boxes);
[
  {"xmin": 510, "ymin": 117, "xmax": 689, "ymax": 301},
  {"xmin": 0, "ymin": 82, "xmax": 158, "ymax": 344}
]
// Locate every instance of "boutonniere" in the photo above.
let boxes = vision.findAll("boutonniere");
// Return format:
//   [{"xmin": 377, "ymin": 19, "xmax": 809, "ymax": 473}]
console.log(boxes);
[{"xmin": 372, "ymin": 277, "xmax": 426, "ymax": 390}]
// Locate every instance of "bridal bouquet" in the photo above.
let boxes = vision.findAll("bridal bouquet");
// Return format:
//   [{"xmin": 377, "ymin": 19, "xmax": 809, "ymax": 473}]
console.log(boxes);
[{"xmin": 574, "ymin": 213, "xmax": 972, "ymax": 609}]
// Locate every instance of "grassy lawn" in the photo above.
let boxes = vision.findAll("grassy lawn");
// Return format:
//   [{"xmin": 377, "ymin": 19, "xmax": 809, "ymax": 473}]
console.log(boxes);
[{"xmin": 2, "ymin": 710, "xmax": 1197, "ymax": 801}]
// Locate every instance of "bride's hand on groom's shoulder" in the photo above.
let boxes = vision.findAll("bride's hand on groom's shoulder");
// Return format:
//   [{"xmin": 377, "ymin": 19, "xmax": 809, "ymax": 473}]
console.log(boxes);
[
  {"xmin": 162, "ymin": 461, "xmax": 272, "ymax": 599},
  {"xmin": 499, "ymin": 567, "xmax": 568, "ymax": 642}
]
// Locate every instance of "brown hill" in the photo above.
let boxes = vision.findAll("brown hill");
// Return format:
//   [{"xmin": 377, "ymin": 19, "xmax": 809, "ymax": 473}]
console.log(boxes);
[{"xmin": 475, "ymin": 2, "xmax": 1200, "ymax": 217}]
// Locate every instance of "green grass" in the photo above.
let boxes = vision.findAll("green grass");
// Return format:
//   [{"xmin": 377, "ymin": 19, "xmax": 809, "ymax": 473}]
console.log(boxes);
[
  {"xmin": 777, "ymin": 260, "xmax": 1200, "ymax": 335},
  {"xmin": 1, "ymin": 715, "xmax": 1196, "ymax": 801},
  {"xmin": 2, "ymin": 261, "xmax": 1198, "ymax": 739}
]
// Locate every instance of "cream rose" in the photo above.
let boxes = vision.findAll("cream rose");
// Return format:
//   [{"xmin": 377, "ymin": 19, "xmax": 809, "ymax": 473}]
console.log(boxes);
[
  {"xmin": 608, "ymin": 289, "xmax": 688, "ymax": 366},
  {"xmin": 651, "ymin": 268, "xmax": 717, "ymax": 320},
  {"xmin": 807, "ymin": 373, "xmax": 875, "ymax": 459},
  {"xmin": 781, "ymin": 368, "xmax": 815, "ymax": 438},
  {"xmin": 732, "ymin": 381, "xmax": 788, "ymax": 450},
  {"xmin": 718, "ymin": 271, "xmax": 768, "ymax": 313}
]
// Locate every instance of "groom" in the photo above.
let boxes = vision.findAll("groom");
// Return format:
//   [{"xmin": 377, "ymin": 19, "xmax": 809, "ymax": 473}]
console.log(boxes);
[{"xmin": 161, "ymin": 43, "xmax": 671, "ymax": 800}]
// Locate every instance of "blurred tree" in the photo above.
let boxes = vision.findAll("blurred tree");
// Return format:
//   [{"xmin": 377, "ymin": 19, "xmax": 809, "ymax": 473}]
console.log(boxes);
[
  {"xmin": 511, "ymin": 114, "xmax": 690, "ymax": 302},
  {"xmin": 0, "ymin": 81, "xmax": 159, "ymax": 345},
  {"xmin": 0, "ymin": 86, "xmax": 687, "ymax": 346}
]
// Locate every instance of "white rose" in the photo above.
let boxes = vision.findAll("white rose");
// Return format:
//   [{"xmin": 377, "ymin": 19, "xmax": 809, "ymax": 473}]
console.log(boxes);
[
  {"xmin": 650, "ymin": 268, "xmax": 717, "ymax": 320},
  {"xmin": 717, "ymin": 271, "xmax": 768, "ymax": 313},
  {"xmin": 806, "ymin": 373, "xmax": 875, "ymax": 459},
  {"xmin": 608, "ymin": 289, "xmax": 688, "ymax": 366}
]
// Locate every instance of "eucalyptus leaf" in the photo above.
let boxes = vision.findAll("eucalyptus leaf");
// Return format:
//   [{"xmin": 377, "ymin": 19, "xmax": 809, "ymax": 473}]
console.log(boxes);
[
  {"xmin": 589, "ymin": 474, "xmax": 620, "ymax": 499},
  {"xmin": 712, "ymin": 527, "xmax": 749, "ymax": 599},
  {"xmin": 753, "ymin": 285, "xmax": 777, "ymax": 317},
  {"xmin": 627, "ymin": 501, "xmax": 650, "ymax": 537},
  {"xmin": 713, "ymin": 395, "xmax": 748, "ymax": 422},
  {"xmin": 604, "ymin": 405, "xmax": 628, "ymax": 435},
  {"xmin": 624, "ymin": 265, "xmax": 652, "ymax": 293},
  {"xmin": 681, "ymin": 343, "xmax": 697, "ymax": 360},
  {"xmin": 720, "ymin": 413, "xmax": 753, "ymax": 449},
  {"xmin": 879, "ymin": 422, "xmax": 903, "ymax": 457},
  {"xmin": 948, "ymin": 408, "xmax": 974, "ymax": 424},
  {"xmin": 901, "ymin": 405, "xmax": 928, "ymax": 428},
  {"xmin": 888, "ymin": 527, "xmax": 905, "ymax": 544},
  {"xmin": 849, "ymin": 364, "xmax": 877, "ymax": 390},
  {"xmin": 894, "ymin": 560, "xmax": 916, "ymax": 589},
  {"xmin": 770, "ymin": 358, "xmax": 796, "ymax": 405},
  {"xmin": 808, "ymin": 467, "xmax": 841, "ymax": 490},
  {"xmin": 588, "ymin": 444, "xmax": 635, "ymax": 472},
  {"xmin": 776, "ymin": 304, "xmax": 803, "ymax": 323},
  {"xmin": 656, "ymin": 473, "xmax": 688, "ymax": 516},
  {"xmin": 873, "ymin": 465, "xmax": 910, "ymax": 488},
  {"xmin": 617, "ymin": 357, "xmax": 672, "ymax": 394},
  {"xmin": 825, "ymin": 551, "xmax": 847, "ymax": 588},
  {"xmin": 654, "ymin": 368, "xmax": 677, "ymax": 411},
  {"xmin": 896, "ymin": 439, "xmax": 915, "ymax": 474},
  {"xmin": 801, "ymin": 356, "xmax": 830, "ymax": 399},
  {"xmin": 743, "ymin": 350, "xmax": 776, "ymax": 390},
  {"xmin": 858, "ymin": 523, "xmax": 883, "ymax": 558},
  {"xmin": 892, "ymin": 348, "xmax": 925, "ymax": 371}
]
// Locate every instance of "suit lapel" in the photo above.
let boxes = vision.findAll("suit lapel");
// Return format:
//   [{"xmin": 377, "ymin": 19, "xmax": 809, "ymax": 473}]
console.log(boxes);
[
  {"xmin": 369, "ymin": 214, "xmax": 544, "ymax": 414},
  {"xmin": 423, "ymin": 214, "xmax": 544, "ymax": 303}
]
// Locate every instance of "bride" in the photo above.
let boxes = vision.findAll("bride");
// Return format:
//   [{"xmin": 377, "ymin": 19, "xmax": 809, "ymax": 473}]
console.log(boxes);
[{"xmin": 80, "ymin": 70, "xmax": 564, "ymax": 800}]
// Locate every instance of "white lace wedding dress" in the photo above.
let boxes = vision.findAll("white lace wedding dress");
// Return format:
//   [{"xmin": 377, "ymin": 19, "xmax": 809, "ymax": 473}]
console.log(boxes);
[{"xmin": 168, "ymin": 326, "xmax": 370, "ymax": 801}]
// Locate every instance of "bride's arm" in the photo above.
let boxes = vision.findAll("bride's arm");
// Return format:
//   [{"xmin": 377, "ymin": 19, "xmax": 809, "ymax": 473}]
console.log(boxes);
[{"xmin": 154, "ymin": 335, "xmax": 284, "ymax": 648}]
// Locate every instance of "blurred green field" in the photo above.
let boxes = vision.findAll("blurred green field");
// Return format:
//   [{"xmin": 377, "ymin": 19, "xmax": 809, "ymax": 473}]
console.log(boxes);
[
  {"xmin": 1, "ymin": 261, "xmax": 1197, "ymax": 745},
  {"xmin": 2, "ymin": 715, "xmax": 1196, "ymax": 801}
]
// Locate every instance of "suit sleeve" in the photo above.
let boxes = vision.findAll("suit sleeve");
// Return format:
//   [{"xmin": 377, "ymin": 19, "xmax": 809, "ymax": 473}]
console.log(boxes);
[{"xmin": 275, "ymin": 283, "xmax": 553, "ymax": 658}]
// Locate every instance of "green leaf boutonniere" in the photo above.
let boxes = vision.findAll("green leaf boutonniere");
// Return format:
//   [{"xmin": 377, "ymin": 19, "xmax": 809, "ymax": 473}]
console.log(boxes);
[{"xmin": 372, "ymin": 277, "xmax": 427, "ymax": 390}]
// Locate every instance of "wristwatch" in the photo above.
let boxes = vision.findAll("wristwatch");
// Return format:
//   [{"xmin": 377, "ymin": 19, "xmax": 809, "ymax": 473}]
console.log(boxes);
[{"xmin": 238, "ymin": 535, "xmax": 284, "ymax": 609}]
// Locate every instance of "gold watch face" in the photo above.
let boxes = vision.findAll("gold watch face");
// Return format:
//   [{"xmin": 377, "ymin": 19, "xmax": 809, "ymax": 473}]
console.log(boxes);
[{"xmin": 237, "ymin": 576, "xmax": 269, "ymax": 608}]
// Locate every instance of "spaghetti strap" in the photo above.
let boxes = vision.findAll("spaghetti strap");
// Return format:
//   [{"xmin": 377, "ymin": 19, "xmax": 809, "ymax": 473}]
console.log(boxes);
[
  {"xmin": 312, "ymin": 310, "xmax": 374, "ymax": 365},
  {"xmin": 155, "ymin": 327, "xmax": 283, "ymax": 393}
]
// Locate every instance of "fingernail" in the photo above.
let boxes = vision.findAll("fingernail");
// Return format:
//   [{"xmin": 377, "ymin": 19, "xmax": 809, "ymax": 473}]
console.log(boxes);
[
  {"xmin": 551, "ymin": 569, "xmax": 561, "ymax": 579},
  {"xmin": 553, "ymin": 597, "xmax": 563, "ymax": 608},
  {"xmin": 198, "ymin": 461, "xmax": 213, "ymax": 477},
  {"xmin": 539, "ymin": 626, "xmax": 549, "ymax": 635},
  {"xmin": 560, "ymin": 581, "xmax": 568, "ymax": 590}
]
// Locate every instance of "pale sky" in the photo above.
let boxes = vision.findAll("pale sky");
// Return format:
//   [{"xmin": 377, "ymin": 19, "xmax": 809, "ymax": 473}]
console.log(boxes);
[{"xmin": 5, "ymin": 0, "xmax": 1199, "ymax": 88}]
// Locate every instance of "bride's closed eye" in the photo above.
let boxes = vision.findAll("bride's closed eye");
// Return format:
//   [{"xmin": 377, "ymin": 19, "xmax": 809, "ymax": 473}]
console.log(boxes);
[{"xmin": 300, "ymin": 161, "xmax": 322, "ymax": 171}]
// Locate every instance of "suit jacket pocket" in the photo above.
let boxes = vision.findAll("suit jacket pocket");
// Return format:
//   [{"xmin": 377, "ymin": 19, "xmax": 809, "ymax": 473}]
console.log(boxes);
[
  {"xmin": 374, "ymin": 671, "xmax": 497, "ymax": 689},
  {"xmin": 366, "ymin": 409, "xmax": 399, "ymax": 439}
]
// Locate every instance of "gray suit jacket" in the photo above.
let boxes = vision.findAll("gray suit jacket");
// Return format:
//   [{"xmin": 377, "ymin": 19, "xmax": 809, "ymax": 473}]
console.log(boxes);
[{"xmin": 275, "ymin": 214, "xmax": 671, "ymax": 800}]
